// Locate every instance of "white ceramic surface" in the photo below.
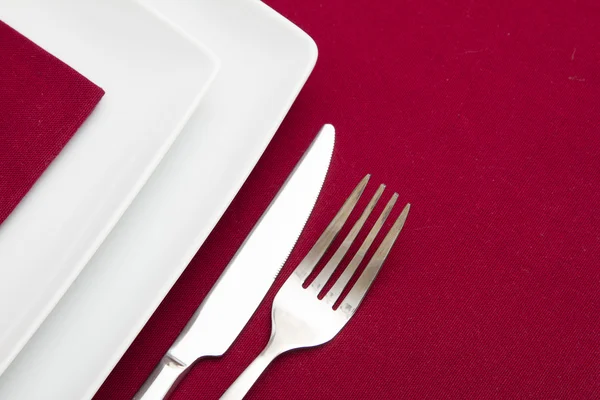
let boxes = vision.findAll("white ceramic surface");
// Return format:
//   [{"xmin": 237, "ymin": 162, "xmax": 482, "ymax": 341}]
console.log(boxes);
[
  {"xmin": 0, "ymin": 0, "xmax": 317, "ymax": 399},
  {"xmin": 0, "ymin": 0, "xmax": 218, "ymax": 375}
]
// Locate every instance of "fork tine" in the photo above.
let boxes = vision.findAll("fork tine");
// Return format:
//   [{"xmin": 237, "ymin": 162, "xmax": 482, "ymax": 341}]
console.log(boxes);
[
  {"xmin": 324, "ymin": 193, "xmax": 398, "ymax": 306},
  {"xmin": 294, "ymin": 175, "xmax": 370, "ymax": 282},
  {"xmin": 309, "ymin": 184, "xmax": 385, "ymax": 293},
  {"xmin": 338, "ymin": 203, "xmax": 410, "ymax": 316}
]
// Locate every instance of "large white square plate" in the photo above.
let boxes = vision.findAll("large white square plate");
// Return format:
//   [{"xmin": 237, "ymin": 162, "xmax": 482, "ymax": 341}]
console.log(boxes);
[
  {"xmin": 0, "ymin": 0, "xmax": 316, "ymax": 399},
  {"xmin": 0, "ymin": 0, "xmax": 218, "ymax": 375}
]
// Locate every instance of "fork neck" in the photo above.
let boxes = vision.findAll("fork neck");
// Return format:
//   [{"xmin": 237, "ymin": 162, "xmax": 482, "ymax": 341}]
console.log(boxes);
[{"xmin": 220, "ymin": 336, "xmax": 286, "ymax": 400}]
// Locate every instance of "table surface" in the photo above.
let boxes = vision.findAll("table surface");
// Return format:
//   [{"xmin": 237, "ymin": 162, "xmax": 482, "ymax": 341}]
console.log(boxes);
[{"xmin": 96, "ymin": 0, "xmax": 600, "ymax": 398}]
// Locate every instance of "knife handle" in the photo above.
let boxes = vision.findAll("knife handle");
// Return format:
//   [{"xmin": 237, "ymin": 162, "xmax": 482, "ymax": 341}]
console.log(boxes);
[{"xmin": 133, "ymin": 354, "xmax": 191, "ymax": 400}]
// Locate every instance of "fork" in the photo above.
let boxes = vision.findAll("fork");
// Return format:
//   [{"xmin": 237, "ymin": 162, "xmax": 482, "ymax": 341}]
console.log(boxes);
[{"xmin": 220, "ymin": 175, "xmax": 410, "ymax": 399}]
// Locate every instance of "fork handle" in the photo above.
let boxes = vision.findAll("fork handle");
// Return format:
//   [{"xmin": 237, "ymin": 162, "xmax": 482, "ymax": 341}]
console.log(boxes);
[
  {"xmin": 220, "ymin": 343, "xmax": 281, "ymax": 400},
  {"xmin": 133, "ymin": 354, "xmax": 191, "ymax": 400}
]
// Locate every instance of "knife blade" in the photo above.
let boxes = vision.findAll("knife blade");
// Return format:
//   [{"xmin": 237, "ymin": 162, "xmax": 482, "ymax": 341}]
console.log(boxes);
[{"xmin": 134, "ymin": 124, "xmax": 335, "ymax": 399}]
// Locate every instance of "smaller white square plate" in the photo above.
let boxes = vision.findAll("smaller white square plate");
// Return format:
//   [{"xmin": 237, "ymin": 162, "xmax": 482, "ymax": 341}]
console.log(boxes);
[
  {"xmin": 0, "ymin": 0, "xmax": 317, "ymax": 399},
  {"xmin": 0, "ymin": 0, "xmax": 218, "ymax": 375}
]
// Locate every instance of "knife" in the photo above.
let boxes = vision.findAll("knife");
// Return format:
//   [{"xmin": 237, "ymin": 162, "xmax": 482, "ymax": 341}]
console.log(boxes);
[{"xmin": 134, "ymin": 124, "xmax": 335, "ymax": 399}]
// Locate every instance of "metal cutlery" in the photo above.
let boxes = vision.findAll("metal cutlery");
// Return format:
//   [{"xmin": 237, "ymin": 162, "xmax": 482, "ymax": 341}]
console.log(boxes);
[
  {"xmin": 221, "ymin": 175, "xmax": 410, "ymax": 399},
  {"xmin": 133, "ymin": 125, "xmax": 335, "ymax": 399}
]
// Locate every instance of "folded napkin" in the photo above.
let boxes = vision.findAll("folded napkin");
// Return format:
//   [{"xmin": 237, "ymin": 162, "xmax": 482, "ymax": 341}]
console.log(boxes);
[{"xmin": 0, "ymin": 21, "xmax": 104, "ymax": 226}]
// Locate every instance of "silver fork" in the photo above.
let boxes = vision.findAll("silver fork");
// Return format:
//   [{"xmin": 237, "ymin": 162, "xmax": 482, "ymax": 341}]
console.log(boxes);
[{"xmin": 220, "ymin": 175, "xmax": 410, "ymax": 400}]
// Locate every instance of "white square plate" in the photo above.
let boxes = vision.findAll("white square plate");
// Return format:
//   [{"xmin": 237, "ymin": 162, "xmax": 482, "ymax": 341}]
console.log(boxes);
[
  {"xmin": 0, "ymin": 0, "xmax": 218, "ymax": 375},
  {"xmin": 0, "ymin": 0, "xmax": 317, "ymax": 398}
]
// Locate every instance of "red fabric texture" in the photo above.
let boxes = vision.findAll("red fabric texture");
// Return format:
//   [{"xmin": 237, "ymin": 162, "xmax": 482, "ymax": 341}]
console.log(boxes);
[
  {"xmin": 96, "ymin": 0, "xmax": 600, "ymax": 398},
  {"xmin": 0, "ymin": 20, "xmax": 104, "ymax": 225}
]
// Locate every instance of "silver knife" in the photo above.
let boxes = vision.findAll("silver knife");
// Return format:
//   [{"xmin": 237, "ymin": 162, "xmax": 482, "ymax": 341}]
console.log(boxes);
[{"xmin": 134, "ymin": 124, "xmax": 335, "ymax": 399}]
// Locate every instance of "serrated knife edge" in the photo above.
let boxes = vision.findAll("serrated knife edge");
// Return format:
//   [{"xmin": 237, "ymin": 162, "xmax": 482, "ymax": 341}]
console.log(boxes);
[{"xmin": 171, "ymin": 124, "xmax": 334, "ymax": 361}]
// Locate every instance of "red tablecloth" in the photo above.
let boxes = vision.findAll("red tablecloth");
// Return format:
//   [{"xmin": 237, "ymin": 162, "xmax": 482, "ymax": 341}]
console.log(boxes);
[
  {"xmin": 97, "ymin": 0, "xmax": 600, "ymax": 398},
  {"xmin": 0, "ymin": 21, "xmax": 104, "ymax": 225}
]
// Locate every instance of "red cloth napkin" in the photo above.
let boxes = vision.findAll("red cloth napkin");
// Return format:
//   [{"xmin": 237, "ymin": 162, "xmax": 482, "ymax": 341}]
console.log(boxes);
[
  {"xmin": 0, "ymin": 21, "xmax": 104, "ymax": 225},
  {"xmin": 96, "ymin": 0, "xmax": 599, "ymax": 398}
]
